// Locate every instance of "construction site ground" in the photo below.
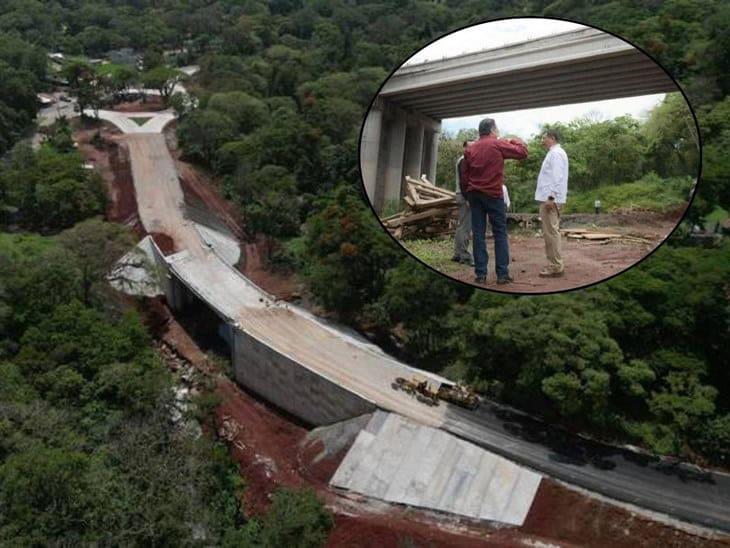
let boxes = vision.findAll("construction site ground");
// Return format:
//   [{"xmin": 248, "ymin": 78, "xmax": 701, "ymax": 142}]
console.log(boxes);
[
  {"xmin": 402, "ymin": 211, "xmax": 682, "ymax": 292},
  {"xmin": 156, "ymin": 305, "xmax": 729, "ymax": 548},
  {"xmin": 74, "ymin": 108, "xmax": 729, "ymax": 547}
]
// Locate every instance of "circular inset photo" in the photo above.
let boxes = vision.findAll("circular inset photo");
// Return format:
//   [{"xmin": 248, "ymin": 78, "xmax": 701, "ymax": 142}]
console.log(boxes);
[{"xmin": 359, "ymin": 18, "xmax": 700, "ymax": 293}]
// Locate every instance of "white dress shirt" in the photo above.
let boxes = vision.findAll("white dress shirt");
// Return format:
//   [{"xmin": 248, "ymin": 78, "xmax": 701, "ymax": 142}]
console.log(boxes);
[{"xmin": 534, "ymin": 144, "xmax": 569, "ymax": 204}]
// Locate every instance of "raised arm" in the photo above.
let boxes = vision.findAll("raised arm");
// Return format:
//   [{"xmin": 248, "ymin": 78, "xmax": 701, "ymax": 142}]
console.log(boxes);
[{"xmin": 496, "ymin": 138, "xmax": 529, "ymax": 160}]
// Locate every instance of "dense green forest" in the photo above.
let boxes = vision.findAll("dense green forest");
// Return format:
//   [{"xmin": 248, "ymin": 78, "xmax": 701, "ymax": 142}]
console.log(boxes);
[
  {"xmin": 436, "ymin": 93, "xmax": 698, "ymax": 214},
  {"xmin": 0, "ymin": 134, "xmax": 333, "ymax": 544},
  {"xmin": 0, "ymin": 0, "xmax": 729, "ymax": 543}
]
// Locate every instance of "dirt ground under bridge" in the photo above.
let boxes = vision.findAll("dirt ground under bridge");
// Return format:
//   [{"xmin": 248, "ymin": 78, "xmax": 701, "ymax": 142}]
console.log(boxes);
[{"xmin": 403, "ymin": 210, "xmax": 685, "ymax": 293}]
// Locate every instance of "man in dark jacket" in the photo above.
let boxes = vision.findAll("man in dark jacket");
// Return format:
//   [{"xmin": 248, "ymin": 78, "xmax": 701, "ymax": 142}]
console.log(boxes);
[{"xmin": 464, "ymin": 118, "xmax": 528, "ymax": 285}]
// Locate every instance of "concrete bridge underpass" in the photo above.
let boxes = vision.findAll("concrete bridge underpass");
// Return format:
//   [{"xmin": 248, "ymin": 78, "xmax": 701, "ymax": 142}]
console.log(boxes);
[{"xmin": 361, "ymin": 27, "xmax": 678, "ymax": 212}]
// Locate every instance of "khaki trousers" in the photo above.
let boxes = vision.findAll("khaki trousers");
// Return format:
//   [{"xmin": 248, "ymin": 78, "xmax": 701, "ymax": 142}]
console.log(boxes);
[{"xmin": 540, "ymin": 202, "xmax": 563, "ymax": 273}]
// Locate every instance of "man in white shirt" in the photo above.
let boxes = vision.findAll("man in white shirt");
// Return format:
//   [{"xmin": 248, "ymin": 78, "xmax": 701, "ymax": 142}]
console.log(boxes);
[{"xmin": 534, "ymin": 130, "xmax": 568, "ymax": 277}]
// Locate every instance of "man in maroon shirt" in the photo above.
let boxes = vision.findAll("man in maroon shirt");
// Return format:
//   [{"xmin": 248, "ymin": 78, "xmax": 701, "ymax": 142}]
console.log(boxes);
[{"xmin": 464, "ymin": 118, "xmax": 528, "ymax": 285}]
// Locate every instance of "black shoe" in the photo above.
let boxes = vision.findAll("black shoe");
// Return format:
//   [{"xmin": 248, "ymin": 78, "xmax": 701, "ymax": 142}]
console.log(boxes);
[
  {"xmin": 460, "ymin": 258, "xmax": 474, "ymax": 266},
  {"xmin": 451, "ymin": 256, "xmax": 461, "ymax": 263},
  {"xmin": 474, "ymin": 276, "xmax": 486, "ymax": 284},
  {"xmin": 496, "ymin": 275, "xmax": 514, "ymax": 285}
]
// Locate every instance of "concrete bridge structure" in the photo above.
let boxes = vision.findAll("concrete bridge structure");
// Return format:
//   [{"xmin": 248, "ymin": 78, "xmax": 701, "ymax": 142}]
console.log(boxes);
[
  {"xmin": 361, "ymin": 27, "xmax": 678, "ymax": 212},
  {"xmin": 96, "ymin": 100, "xmax": 730, "ymax": 532}
]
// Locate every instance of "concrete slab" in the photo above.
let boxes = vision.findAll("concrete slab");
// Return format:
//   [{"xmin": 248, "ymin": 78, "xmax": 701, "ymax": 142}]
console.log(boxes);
[
  {"xmin": 330, "ymin": 412, "xmax": 542, "ymax": 526},
  {"xmin": 108, "ymin": 235, "xmax": 163, "ymax": 297},
  {"xmin": 193, "ymin": 223, "xmax": 240, "ymax": 266}
]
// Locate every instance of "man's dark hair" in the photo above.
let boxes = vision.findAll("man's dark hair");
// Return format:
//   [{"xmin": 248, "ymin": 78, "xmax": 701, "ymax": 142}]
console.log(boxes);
[
  {"xmin": 462, "ymin": 140, "xmax": 469, "ymax": 148},
  {"xmin": 478, "ymin": 118, "xmax": 496, "ymax": 136},
  {"xmin": 544, "ymin": 129, "xmax": 560, "ymax": 142}
]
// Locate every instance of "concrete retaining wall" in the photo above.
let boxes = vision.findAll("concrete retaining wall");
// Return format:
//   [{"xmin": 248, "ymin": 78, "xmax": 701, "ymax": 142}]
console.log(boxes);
[
  {"xmin": 147, "ymin": 236, "xmax": 173, "ymax": 300},
  {"xmin": 232, "ymin": 327, "xmax": 377, "ymax": 426}
]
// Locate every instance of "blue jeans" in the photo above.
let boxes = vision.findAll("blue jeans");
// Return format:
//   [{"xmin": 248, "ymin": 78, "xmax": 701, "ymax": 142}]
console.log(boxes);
[{"xmin": 467, "ymin": 191, "xmax": 510, "ymax": 279}]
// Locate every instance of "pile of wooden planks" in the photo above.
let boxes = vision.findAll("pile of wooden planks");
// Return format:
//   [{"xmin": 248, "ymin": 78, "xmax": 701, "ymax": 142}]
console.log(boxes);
[
  {"xmin": 381, "ymin": 175, "xmax": 457, "ymax": 239},
  {"xmin": 562, "ymin": 228, "xmax": 652, "ymax": 245}
]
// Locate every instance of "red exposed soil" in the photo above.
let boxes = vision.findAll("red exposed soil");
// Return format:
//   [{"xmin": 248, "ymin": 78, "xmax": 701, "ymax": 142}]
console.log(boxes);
[
  {"xmin": 73, "ymin": 120, "xmax": 143, "ymax": 235},
  {"xmin": 140, "ymin": 296, "xmax": 172, "ymax": 336},
  {"xmin": 214, "ymin": 378, "xmax": 309, "ymax": 515},
  {"xmin": 241, "ymin": 238, "xmax": 300, "ymax": 301},
  {"xmin": 150, "ymin": 231, "xmax": 176, "ymax": 255},
  {"xmin": 523, "ymin": 480, "xmax": 730, "ymax": 548},
  {"xmin": 298, "ymin": 441, "xmax": 351, "ymax": 486},
  {"xmin": 327, "ymin": 514, "xmax": 502, "ymax": 547}
]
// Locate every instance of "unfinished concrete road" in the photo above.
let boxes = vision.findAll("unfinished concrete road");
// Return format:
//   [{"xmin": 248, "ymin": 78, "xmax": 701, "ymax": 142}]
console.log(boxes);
[{"xmin": 106, "ymin": 109, "xmax": 730, "ymax": 532}]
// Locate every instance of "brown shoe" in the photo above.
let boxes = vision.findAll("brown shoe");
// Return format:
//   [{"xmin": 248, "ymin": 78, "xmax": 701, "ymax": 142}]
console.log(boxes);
[{"xmin": 539, "ymin": 269, "xmax": 564, "ymax": 278}]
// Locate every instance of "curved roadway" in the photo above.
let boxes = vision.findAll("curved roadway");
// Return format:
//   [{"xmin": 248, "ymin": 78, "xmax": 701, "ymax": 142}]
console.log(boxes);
[{"xmin": 98, "ymin": 108, "xmax": 730, "ymax": 532}]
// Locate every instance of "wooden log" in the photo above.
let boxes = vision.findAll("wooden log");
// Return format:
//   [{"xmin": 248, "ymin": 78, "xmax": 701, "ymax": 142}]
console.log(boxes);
[
  {"xmin": 580, "ymin": 232, "xmax": 622, "ymax": 240},
  {"xmin": 406, "ymin": 177, "xmax": 456, "ymax": 198},
  {"xmin": 383, "ymin": 214, "xmax": 405, "ymax": 227},
  {"xmin": 407, "ymin": 183, "xmax": 422, "ymax": 205},
  {"xmin": 567, "ymin": 232, "xmax": 622, "ymax": 240},
  {"xmin": 413, "ymin": 185, "xmax": 450, "ymax": 199},
  {"xmin": 386, "ymin": 207, "xmax": 454, "ymax": 227},
  {"xmin": 410, "ymin": 195, "xmax": 456, "ymax": 210},
  {"xmin": 403, "ymin": 196, "xmax": 417, "ymax": 209},
  {"xmin": 380, "ymin": 211, "xmax": 404, "ymax": 222}
]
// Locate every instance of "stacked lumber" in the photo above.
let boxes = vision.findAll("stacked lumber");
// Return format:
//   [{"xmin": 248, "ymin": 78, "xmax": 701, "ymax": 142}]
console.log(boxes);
[
  {"xmin": 561, "ymin": 228, "xmax": 652, "ymax": 245},
  {"xmin": 381, "ymin": 175, "xmax": 457, "ymax": 239}
]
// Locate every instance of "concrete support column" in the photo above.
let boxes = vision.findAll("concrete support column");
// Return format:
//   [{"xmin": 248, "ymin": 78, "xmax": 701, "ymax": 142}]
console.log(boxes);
[
  {"xmin": 376, "ymin": 109, "xmax": 407, "ymax": 212},
  {"xmin": 421, "ymin": 131, "xmax": 433, "ymax": 181},
  {"xmin": 360, "ymin": 101, "xmax": 383, "ymax": 205},
  {"xmin": 425, "ymin": 128, "xmax": 441, "ymax": 184},
  {"xmin": 403, "ymin": 122, "xmax": 425, "ymax": 181}
]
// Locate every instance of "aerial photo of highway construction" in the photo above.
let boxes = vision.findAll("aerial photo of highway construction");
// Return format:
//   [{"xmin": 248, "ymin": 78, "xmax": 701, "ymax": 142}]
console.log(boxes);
[{"xmin": 1, "ymin": 3, "xmax": 728, "ymax": 547}]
